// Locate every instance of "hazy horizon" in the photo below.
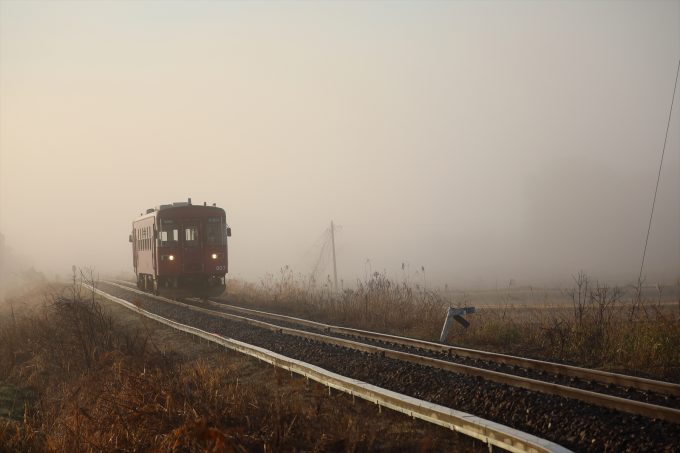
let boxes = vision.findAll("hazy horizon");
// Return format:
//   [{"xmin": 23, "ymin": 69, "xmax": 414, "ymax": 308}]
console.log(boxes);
[{"xmin": 1, "ymin": 1, "xmax": 679, "ymax": 289}]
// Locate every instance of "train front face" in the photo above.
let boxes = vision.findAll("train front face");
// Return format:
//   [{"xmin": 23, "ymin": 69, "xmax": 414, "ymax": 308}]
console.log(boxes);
[{"xmin": 156, "ymin": 205, "xmax": 229, "ymax": 298}]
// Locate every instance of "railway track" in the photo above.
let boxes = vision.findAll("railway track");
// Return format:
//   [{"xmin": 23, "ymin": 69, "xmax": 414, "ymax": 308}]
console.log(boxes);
[
  {"xmin": 111, "ymin": 279, "xmax": 680, "ymax": 410},
  {"xmin": 91, "ymin": 282, "xmax": 566, "ymax": 453},
  {"xmin": 207, "ymin": 297, "xmax": 680, "ymax": 399},
  {"xmin": 98, "ymin": 281, "xmax": 680, "ymax": 451}
]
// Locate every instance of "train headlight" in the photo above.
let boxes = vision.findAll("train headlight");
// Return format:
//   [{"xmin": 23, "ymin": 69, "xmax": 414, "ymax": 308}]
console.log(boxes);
[
  {"xmin": 168, "ymin": 255, "xmax": 175, "ymax": 261},
  {"xmin": 211, "ymin": 253, "xmax": 218, "ymax": 260}
]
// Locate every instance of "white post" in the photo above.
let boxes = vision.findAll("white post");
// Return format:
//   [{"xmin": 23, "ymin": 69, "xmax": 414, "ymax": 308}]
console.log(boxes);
[
  {"xmin": 440, "ymin": 306, "xmax": 475, "ymax": 343},
  {"xmin": 439, "ymin": 307, "xmax": 456, "ymax": 343}
]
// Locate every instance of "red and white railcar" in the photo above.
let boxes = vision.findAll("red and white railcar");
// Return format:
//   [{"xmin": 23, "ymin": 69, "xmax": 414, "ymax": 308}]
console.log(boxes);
[{"xmin": 130, "ymin": 198, "xmax": 231, "ymax": 298}]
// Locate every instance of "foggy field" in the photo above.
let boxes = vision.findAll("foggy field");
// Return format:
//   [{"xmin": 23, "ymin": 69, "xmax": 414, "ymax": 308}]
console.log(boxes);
[
  {"xmin": 0, "ymin": 269, "xmax": 677, "ymax": 452},
  {"xmin": 0, "ymin": 1, "xmax": 678, "ymax": 449}
]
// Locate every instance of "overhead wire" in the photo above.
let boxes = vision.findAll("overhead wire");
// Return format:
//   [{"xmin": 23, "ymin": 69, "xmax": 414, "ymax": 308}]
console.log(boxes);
[{"xmin": 638, "ymin": 59, "xmax": 680, "ymax": 286}]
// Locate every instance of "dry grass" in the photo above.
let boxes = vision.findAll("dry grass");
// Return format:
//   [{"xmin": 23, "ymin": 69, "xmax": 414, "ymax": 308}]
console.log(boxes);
[
  {"xmin": 228, "ymin": 267, "xmax": 448, "ymax": 340},
  {"xmin": 0, "ymin": 279, "xmax": 471, "ymax": 452},
  {"xmin": 226, "ymin": 268, "xmax": 680, "ymax": 381}
]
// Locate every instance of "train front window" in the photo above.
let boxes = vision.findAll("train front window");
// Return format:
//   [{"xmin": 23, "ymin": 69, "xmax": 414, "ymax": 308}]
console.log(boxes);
[
  {"xmin": 160, "ymin": 220, "xmax": 179, "ymax": 245},
  {"xmin": 206, "ymin": 217, "xmax": 226, "ymax": 245},
  {"xmin": 184, "ymin": 225, "xmax": 199, "ymax": 246}
]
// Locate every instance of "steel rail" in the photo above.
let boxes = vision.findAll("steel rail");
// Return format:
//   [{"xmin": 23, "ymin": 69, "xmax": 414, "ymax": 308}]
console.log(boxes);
[
  {"xmin": 103, "ymin": 281, "xmax": 680, "ymax": 424},
  {"xmin": 89, "ymin": 285, "xmax": 570, "ymax": 453}
]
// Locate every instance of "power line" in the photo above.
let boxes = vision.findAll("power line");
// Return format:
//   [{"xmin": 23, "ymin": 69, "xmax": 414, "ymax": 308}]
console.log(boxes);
[{"xmin": 638, "ymin": 59, "xmax": 680, "ymax": 286}]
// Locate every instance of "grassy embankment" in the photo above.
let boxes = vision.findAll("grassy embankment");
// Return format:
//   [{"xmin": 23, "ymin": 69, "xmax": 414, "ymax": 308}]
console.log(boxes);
[
  {"xmin": 0, "ymin": 276, "xmax": 473, "ymax": 452},
  {"xmin": 226, "ymin": 268, "xmax": 680, "ymax": 381}
]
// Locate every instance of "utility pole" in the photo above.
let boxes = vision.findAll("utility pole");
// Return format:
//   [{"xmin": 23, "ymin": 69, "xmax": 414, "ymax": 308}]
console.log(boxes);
[{"xmin": 330, "ymin": 221, "xmax": 338, "ymax": 292}]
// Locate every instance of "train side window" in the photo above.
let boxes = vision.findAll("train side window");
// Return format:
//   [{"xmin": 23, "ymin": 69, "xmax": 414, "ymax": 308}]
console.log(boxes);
[{"xmin": 206, "ymin": 217, "xmax": 225, "ymax": 245}]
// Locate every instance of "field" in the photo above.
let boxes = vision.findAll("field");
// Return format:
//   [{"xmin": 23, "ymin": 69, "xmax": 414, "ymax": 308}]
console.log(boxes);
[
  {"xmin": 1, "ymin": 269, "xmax": 678, "ymax": 451},
  {"xmin": 0, "ymin": 275, "xmax": 480, "ymax": 452}
]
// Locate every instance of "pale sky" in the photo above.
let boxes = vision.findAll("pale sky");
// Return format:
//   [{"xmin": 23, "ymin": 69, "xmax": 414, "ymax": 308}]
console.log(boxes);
[{"xmin": 1, "ymin": 1, "xmax": 679, "ymax": 287}]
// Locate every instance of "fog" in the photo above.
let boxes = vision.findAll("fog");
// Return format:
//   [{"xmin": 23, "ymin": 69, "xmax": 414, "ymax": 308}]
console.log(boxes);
[{"xmin": 1, "ymin": 1, "xmax": 679, "ymax": 289}]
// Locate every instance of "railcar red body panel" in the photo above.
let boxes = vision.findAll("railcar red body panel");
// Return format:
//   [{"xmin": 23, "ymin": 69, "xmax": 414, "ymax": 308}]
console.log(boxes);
[{"xmin": 130, "ymin": 200, "xmax": 230, "ymax": 298}]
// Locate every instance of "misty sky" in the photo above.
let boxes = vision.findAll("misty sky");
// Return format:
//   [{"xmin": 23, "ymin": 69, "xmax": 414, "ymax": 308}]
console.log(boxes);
[{"xmin": 1, "ymin": 1, "xmax": 679, "ymax": 288}]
